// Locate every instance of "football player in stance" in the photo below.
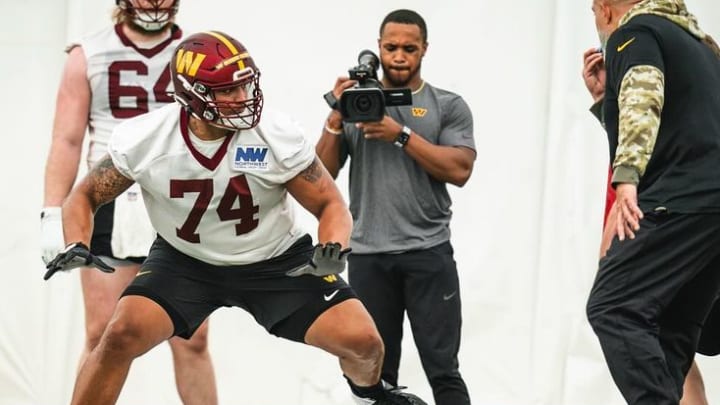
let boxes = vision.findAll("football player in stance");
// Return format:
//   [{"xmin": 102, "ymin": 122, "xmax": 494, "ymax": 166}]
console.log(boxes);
[
  {"xmin": 44, "ymin": 30, "xmax": 427, "ymax": 405},
  {"xmin": 40, "ymin": 1, "xmax": 217, "ymax": 404}
]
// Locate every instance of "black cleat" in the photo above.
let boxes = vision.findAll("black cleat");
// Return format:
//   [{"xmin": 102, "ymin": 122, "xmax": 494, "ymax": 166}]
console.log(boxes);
[{"xmin": 352, "ymin": 385, "xmax": 428, "ymax": 405}]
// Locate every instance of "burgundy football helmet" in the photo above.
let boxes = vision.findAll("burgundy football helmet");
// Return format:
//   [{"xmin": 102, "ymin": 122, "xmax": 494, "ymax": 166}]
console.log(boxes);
[
  {"xmin": 171, "ymin": 31, "xmax": 263, "ymax": 131},
  {"xmin": 116, "ymin": 0, "xmax": 179, "ymax": 32}
]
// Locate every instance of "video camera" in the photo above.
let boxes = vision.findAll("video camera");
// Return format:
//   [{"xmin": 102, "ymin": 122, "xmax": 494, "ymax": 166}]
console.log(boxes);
[{"xmin": 338, "ymin": 50, "xmax": 412, "ymax": 122}]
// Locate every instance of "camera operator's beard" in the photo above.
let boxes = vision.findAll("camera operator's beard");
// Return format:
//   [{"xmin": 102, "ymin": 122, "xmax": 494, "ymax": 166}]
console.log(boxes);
[{"xmin": 382, "ymin": 63, "xmax": 421, "ymax": 88}]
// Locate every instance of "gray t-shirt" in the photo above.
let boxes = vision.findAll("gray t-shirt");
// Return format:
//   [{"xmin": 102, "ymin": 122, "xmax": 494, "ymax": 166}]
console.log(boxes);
[{"xmin": 338, "ymin": 81, "xmax": 475, "ymax": 254}]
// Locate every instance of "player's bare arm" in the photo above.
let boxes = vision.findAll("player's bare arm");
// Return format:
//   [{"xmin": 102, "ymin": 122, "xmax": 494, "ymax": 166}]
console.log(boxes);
[
  {"xmin": 83, "ymin": 155, "xmax": 134, "ymax": 208},
  {"xmin": 286, "ymin": 157, "xmax": 351, "ymax": 247},
  {"xmin": 62, "ymin": 154, "xmax": 135, "ymax": 245},
  {"xmin": 44, "ymin": 46, "xmax": 91, "ymax": 207},
  {"xmin": 298, "ymin": 157, "xmax": 323, "ymax": 183}
]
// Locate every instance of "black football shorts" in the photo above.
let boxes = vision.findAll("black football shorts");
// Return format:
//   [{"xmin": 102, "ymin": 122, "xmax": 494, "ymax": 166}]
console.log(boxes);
[
  {"xmin": 122, "ymin": 234, "xmax": 355, "ymax": 343},
  {"xmin": 698, "ymin": 296, "xmax": 720, "ymax": 356}
]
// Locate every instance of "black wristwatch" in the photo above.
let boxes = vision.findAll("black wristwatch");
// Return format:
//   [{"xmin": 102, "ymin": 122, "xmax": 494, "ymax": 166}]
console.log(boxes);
[
  {"xmin": 393, "ymin": 126, "xmax": 412, "ymax": 148},
  {"xmin": 323, "ymin": 91, "xmax": 339, "ymax": 110}
]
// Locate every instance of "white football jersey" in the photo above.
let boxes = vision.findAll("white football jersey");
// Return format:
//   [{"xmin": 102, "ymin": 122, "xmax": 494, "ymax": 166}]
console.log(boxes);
[
  {"xmin": 78, "ymin": 24, "xmax": 183, "ymax": 167},
  {"xmin": 108, "ymin": 103, "xmax": 315, "ymax": 266}
]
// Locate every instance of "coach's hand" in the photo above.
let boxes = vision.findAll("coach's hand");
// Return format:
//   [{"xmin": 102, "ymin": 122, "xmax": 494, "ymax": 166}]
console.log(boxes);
[
  {"xmin": 44, "ymin": 242, "xmax": 115, "ymax": 281},
  {"xmin": 615, "ymin": 183, "xmax": 643, "ymax": 242},
  {"xmin": 286, "ymin": 242, "xmax": 351, "ymax": 277}
]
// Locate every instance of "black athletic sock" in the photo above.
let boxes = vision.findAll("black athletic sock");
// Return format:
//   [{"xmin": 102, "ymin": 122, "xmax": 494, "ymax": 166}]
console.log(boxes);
[{"xmin": 345, "ymin": 375, "xmax": 386, "ymax": 399}]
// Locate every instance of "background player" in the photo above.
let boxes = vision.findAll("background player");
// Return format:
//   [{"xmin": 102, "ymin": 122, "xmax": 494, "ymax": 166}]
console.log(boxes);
[{"xmin": 40, "ymin": 1, "xmax": 217, "ymax": 404}]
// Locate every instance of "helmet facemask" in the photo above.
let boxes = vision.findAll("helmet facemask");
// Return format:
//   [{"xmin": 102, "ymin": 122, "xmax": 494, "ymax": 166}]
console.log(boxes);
[
  {"xmin": 205, "ymin": 69, "xmax": 263, "ymax": 131},
  {"xmin": 117, "ymin": 0, "xmax": 178, "ymax": 32},
  {"xmin": 175, "ymin": 68, "xmax": 263, "ymax": 131}
]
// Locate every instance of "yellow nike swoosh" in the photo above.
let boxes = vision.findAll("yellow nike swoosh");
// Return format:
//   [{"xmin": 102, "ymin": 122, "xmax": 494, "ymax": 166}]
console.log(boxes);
[
  {"xmin": 617, "ymin": 37, "xmax": 636, "ymax": 52},
  {"xmin": 136, "ymin": 270, "xmax": 152, "ymax": 277}
]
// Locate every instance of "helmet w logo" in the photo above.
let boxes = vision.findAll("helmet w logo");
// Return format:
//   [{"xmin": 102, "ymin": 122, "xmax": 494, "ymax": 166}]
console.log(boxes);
[{"xmin": 175, "ymin": 49, "xmax": 206, "ymax": 77}]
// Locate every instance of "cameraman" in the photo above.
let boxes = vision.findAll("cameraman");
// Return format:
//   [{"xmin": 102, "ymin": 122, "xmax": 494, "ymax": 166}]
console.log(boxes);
[{"xmin": 316, "ymin": 9, "xmax": 475, "ymax": 405}]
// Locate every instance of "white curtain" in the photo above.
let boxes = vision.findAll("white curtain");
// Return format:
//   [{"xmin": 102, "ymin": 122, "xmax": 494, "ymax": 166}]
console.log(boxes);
[{"xmin": 1, "ymin": 0, "xmax": 719, "ymax": 404}]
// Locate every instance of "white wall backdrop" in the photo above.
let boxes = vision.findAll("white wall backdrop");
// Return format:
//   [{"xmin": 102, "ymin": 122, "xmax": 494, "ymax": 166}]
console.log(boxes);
[{"xmin": 2, "ymin": 0, "xmax": 720, "ymax": 404}]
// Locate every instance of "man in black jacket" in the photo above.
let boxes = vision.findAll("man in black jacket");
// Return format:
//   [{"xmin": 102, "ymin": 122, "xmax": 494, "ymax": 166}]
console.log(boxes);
[{"xmin": 585, "ymin": 1, "xmax": 720, "ymax": 404}]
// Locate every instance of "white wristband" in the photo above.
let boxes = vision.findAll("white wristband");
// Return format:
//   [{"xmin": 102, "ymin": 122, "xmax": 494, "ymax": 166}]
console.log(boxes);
[
  {"xmin": 41, "ymin": 206, "xmax": 62, "ymax": 220},
  {"xmin": 324, "ymin": 122, "xmax": 343, "ymax": 135},
  {"xmin": 40, "ymin": 206, "xmax": 65, "ymax": 265}
]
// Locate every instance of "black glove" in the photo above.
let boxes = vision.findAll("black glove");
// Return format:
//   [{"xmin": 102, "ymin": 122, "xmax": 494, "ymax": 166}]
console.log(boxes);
[
  {"xmin": 44, "ymin": 242, "xmax": 115, "ymax": 281},
  {"xmin": 286, "ymin": 242, "xmax": 351, "ymax": 277}
]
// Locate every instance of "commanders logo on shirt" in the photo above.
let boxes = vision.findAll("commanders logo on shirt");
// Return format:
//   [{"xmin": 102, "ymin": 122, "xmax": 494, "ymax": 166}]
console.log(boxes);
[{"xmin": 233, "ymin": 145, "xmax": 269, "ymax": 171}]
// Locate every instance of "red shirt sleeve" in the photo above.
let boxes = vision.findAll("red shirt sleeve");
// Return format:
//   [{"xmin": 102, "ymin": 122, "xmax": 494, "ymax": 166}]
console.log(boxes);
[{"xmin": 603, "ymin": 166, "xmax": 616, "ymax": 228}]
